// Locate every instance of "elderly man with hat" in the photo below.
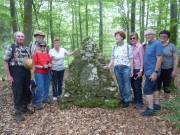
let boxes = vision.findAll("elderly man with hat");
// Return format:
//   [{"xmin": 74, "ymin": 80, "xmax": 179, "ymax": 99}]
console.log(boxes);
[
  {"xmin": 140, "ymin": 29, "xmax": 163, "ymax": 116},
  {"xmin": 30, "ymin": 31, "xmax": 45, "ymax": 56}
]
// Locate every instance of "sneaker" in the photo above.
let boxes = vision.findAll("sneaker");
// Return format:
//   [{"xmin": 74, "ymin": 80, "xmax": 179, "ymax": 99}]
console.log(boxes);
[
  {"xmin": 15, "ymin": 113, "xmax": 25, "ymax": 123},
  {"xmin": 140, "ymin": 107, "xmax": 155, "ymax": 116},
  {"xmin": 154, "ymin": 104, "xmax": 161, "ymax": 111},
  {"xmin": 34, "ymin": 106, "xmax": 42, "ymax": 111},
  {"xmin": 53, "ymin": 97, "xmax": 57, "ymax": 101}
]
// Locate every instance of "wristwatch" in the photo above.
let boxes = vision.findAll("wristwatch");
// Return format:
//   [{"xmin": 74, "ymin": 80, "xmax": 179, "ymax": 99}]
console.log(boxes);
[{"xmin": 154, "ymin": 70, "xmax": 159, "ymax": 74}]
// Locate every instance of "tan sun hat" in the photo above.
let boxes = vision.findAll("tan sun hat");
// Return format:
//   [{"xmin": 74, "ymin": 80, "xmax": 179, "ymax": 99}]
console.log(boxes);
[{"xmin": 34, "ymin": 31, "xmax": 45, "ymax": 37}]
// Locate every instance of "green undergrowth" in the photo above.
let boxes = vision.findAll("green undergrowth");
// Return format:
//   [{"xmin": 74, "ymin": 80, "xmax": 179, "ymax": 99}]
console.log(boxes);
[{"xmin": 161, "ymin": 89, "xmax": 180, "ymax": 130}]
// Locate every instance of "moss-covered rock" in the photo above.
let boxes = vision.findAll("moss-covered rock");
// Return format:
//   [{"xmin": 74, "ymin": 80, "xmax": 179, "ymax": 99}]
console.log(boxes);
[{"xmin": 60, "ymin": 37, "xmax": 119, "ymax": 109}]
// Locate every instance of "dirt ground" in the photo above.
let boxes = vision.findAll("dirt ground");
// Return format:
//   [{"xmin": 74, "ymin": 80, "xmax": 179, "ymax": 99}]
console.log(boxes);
[{"xmin": 0, "ymin": 68, "xmax": 180, "ymax": 135}]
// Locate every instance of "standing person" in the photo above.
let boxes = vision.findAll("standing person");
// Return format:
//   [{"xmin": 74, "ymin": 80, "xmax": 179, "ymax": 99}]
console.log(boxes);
[
  {"xmin": 140, "ymin": 29, "xmax": 163, "ymax": 116},
  {"xmin": 30, "ymin": 31, "xmax": 45, "ymax": 56},
  {"xmin": 105, "ymin": 31, "xmax": 133, "ymax": 108},
  {"xmin": 157, "ymin": 30, "xmax": 178, "ymax": 100},
  {"xmin": 32, "ymin": 41, "xmax": 51, "ymax": 110},
  {"xmin": 129, "ymin": 32, "xmax": 144, "ymax": 109},
  {"xmin": 49, "ymin": 38, "xmax": 74, "ymax": 101},
  {"xmin": 3, "ymin": 32, "xmax": 32, "ymax": 123}
]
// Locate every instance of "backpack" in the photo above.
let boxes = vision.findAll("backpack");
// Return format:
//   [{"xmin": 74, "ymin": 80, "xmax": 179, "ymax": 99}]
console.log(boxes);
[{"xmin": 8, "ymin": 44, "xmax": 30, "ymax": 65}]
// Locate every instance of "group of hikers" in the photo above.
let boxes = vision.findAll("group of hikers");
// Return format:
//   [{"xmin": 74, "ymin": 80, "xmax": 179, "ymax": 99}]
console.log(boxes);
[
  {"xmin": 3, "ymin": 31, "xmax": 74, "ymax": 123},
  {"xmin": 105, "ymin": 29, "xmax": 178, "ymax": 117},
  {"xmin": 3, "ymin": 29, "xmax": 178, "ymax": 123}
]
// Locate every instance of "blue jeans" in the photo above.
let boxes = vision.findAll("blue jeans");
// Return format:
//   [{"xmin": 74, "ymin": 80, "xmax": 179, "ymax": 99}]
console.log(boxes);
[
  {"xmin": 131, "ymin": 69, "xmax": 143, "ymax": 104},
  {"xmin": 114, "ymin": 65, "xmax": 131, "ymax": 103},
  {"xmin": 52, "ymin": 70, "xmax": 65, "ymax": 97},
  {"xmin": 33, "ymin": 73, "xmax": 50, "ymax": 108}
]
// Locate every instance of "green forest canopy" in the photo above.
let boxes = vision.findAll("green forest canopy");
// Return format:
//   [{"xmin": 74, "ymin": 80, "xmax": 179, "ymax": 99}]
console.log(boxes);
[{"xmin": 0, "ymin": 0, "xmax": 180, "ymax": 57}]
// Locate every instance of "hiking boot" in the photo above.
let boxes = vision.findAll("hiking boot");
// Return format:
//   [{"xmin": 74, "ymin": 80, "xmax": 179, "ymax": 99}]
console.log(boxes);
[
  {"xmin": 22, "ymin": 107, "xmax": 34, "ymax": 114},
  {"xmin": 42, "ymin": 99, "xmax": 50, "ymax": 104},
  {"xmin": 53, "ymin": 97, "xmax": 57, "ymax": 101},
  {"xmin": 122, "ymin": 102, "xmax": 129, "ymax": 108},
  {"xmin": 154, "ymin": 104, "xmax": 161, "ymax": 111},
  {"xmin": 135, "ymin": 103, "xmax": 144, "ymax": 109},
  {"xmin": 15, "ymin": 113, "xmax": 25, "ymax": 123},
  {"xmin": 140, "ymin": 107, "xmax": 155, "ymax": 117}
]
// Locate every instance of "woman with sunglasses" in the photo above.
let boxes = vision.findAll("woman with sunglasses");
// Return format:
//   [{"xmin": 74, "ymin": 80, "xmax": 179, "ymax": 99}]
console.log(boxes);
[
  {"xmin": 32, "ymin": 41, "xmax": 51, "ymax": 110},
  {"xmin": 129, "ymin": 32, "xmax": 144, "ymax": 109}
]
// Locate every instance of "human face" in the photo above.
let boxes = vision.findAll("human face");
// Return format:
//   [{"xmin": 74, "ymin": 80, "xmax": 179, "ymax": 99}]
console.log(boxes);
[
  {"xmin": 53, "ymin": 41, "xmax": 60, "ymax": 50},
  {"xmin": 35, "ymin": 35, "xmax": 44, "ymax": 42},
  {"xmin": 144, "ymin": 33, "xmax": 155, "ymax": 42},
  {"xmin": 159, "ymin": 34, "xmax": 169, "ymax": 44},
  {"xmin": 115, "ymin": 34, "xmax": 123, "ymax": 42},
  {"xmin": 129, "ymin": 36, "xmax": 137, "ymax": 45},
  {"xmin": 15, "ymin": 32, "xmax": 24, "ymax": 45},
  {"xmin": 39, "ymin": 44, "xmax": 46, "ymax": 51}
]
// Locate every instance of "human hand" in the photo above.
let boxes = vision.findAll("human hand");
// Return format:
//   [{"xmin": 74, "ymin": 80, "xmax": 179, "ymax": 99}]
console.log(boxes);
[
  {"xmin": 130, "ymin": 70, "xmax": 133, "ymax": 77},
  {"xmin": 103, "ymin": 65, "xmax": 110, "ymax": 69},
  {"xmin": 43, "ymin": 64, "xmax": 48, "ymax": 69},
  {"xmin": 48, "ymin": 63, "xmax": 52, "ymax": 67},
  {"xmin": 7, "ymin": 75, "xmax": 13, "ymax": 85},
  {"xmin": 150, "ymin": 72, "xmax": 157, "ymax": 81},
  {"xmin": 137, "ymin": 71, "xmax": 143, "ymax": 78},
  {"xmin": 171, "ymin": 70, "xmax": 176, "ymax": 79}
]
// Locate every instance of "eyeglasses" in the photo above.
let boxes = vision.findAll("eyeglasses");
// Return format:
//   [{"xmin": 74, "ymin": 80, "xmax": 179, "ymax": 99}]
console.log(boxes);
[{"xmin": 130, "ymin": 37, "xmax": 136, "ymax": 40}]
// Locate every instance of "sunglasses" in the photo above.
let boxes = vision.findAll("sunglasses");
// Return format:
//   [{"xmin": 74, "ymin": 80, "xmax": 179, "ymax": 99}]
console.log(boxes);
[
  {"xmin": 130, "ymin": 37, "xmax": 136, "ymax": 40},
  {"xmin": 39, "ymin": 45, "xmax": 46, "ymax": 47}
]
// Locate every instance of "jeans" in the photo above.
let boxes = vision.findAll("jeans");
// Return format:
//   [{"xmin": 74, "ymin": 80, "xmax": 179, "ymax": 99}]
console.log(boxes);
[
  {"xmin": 131, "ymin": 69, "xmax": 143, "ymax": 104},
  {"xmin": 9, "ymin": 66, "xmax": 32, "ymax": 112},
  {"xmin": 114, "ymin": 65, "xmax": 131, "ymax": 103},
  {"xmin": 51, "ymin": 70, "xmax": 65, "ymax": 97},
  {"xmin": 33, "ymin": 73, "xmax": 50, "ymax": 108}
]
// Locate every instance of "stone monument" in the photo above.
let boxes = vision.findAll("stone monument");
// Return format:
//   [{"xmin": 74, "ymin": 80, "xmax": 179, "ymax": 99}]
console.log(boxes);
[{"xmin": 60, "ymin": 37, "xmax": 119, "ymax": 108}]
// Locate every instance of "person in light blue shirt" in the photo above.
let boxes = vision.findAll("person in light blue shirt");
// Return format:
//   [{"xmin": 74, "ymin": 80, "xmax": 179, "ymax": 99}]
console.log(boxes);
[{"xmin": 140, "ymin": 29, "xmax": 163, "ymax": 117}]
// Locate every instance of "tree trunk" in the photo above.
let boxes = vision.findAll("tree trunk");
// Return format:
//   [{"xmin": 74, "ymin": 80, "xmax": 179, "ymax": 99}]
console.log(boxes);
[
  {"xmin": 24, "ymin": 0, "xmax": 33, "ymax": 46},
  {"xmin": 32, "ymin": 2, "xmax": 40, "ymax": 30},
  {"xmin": 10, "ymin": 0, "xmax": 18, "ymax": 33},
  {"xmin": 49, "ymin": 0, "xmax": 54, "ymax": 47},
  {"xmin": 75, "ymin": 1, "xmax": 79, "ymax": 47},
  {"xmin": 78, "ymin": 0, "xmax": 82, "ymax": 44},
  {"xmin": 140, "ymin": 0, "xmax": 145, "ymax": 43},
  {"xmin": 145, "ymin": 0, "xmax": 149, "ymax": 29},
  {"xmin": 130, "ymin": 0, "xmax": 136, "ymax": 32},
  {"xmin": 71, "ymin": 0, "xmax": 75, "ymax": 49},
  {"xmin": 139, "ymin": 0, "xmax": 141, "ymax": 36},
  {"xmin": 85, "ymin": 1, "xmax": 88, "ymax": 37},
  {"xmin": 126, "ymin": 0, "xmax": 130, "ymax": 39},
  {"xmin": 170, "ymin": 0, "xmax": 178, "ymax": 45},
  {"xmin": 99, "ymin": 0, "xmax": 103, "ymax": 52}
]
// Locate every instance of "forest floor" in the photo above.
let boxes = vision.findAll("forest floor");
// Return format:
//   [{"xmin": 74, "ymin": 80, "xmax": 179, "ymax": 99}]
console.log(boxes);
[{"xmin": 0, "ymin": 69, "xmax": 180, "ymax": 135}]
